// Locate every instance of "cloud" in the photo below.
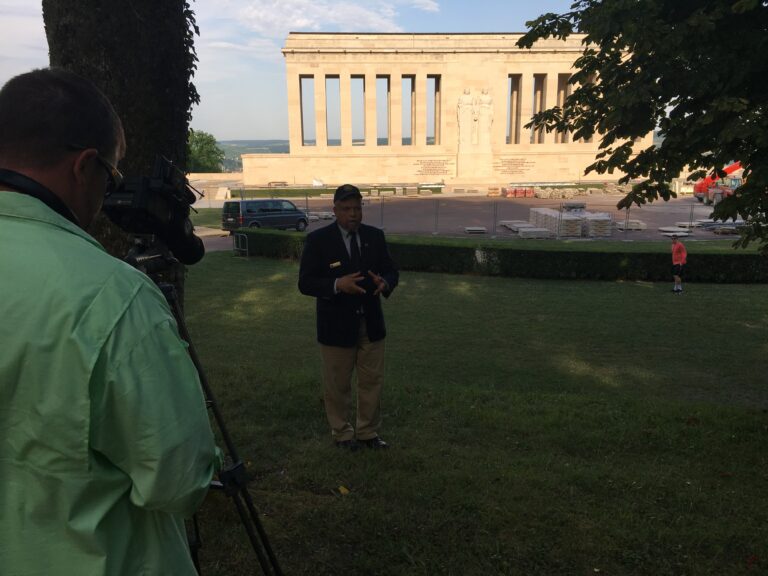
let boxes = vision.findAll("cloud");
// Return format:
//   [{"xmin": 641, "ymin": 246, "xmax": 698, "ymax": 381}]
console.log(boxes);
[
  {"xmin": 0, "ymin": 0, "xmax": 42, "ymax": 18},
  {"xmin": 189, "ymin": 0, "xmax": 445, "ymax": 70},
  {"xmin": 202, "ymin": 37, "xmax": 281, "ymax": 60},
  {"xmin": 0, "ymin": 4, "xmax": 48, "ymax": 84},
  {"xmin": 404, "ymin": 0, "xmax": 439, "ymax": 12},
  {"xmin": 236, "ymin": 0, "xmax": 410, "ymax": 37}
]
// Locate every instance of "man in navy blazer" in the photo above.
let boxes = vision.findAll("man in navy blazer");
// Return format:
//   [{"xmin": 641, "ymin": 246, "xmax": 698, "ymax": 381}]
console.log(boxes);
[{"xmin": 299, "ymin": 184, "xmax": 399, "ymax": 450}]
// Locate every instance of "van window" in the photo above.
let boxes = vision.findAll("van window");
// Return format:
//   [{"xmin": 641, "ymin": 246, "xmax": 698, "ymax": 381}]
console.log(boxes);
[
  {"xmin": 223, "ymin": 202, "xmax": 240, "ymax": 216},
  {"xmin": 245, "ymin": 201, "xmax": 264, "ymax": 214},
  {"xmin": 280, "ymin": 201, "xmax": 296, "ymax": 211}
]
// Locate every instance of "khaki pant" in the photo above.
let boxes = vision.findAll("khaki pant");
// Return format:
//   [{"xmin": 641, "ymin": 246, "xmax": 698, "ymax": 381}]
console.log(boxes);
[{"xmin": 320, "ymin": 318, "xmax": 385, "ymax": 441}]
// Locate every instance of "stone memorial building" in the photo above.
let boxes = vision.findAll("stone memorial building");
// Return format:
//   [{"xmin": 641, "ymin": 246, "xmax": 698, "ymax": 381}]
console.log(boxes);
[{"xmin": 242, "ymin": 33, "xmax": 652, "ymax": 187}]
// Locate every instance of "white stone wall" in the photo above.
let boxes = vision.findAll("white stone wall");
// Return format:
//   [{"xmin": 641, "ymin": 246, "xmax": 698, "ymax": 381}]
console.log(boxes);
[{"xmin": 243, "ymin": 33, "xmax": 653, "ymax": 187}]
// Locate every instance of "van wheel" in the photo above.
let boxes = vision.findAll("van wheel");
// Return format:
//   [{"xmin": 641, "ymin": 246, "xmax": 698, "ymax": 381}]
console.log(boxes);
[
  {"xmin": 296, "ymin": 219, "xmax": 308, "ymax": 232},
  {"xmin": 249, "ymin": 222, "xmax": 261, "ymax": 228}
]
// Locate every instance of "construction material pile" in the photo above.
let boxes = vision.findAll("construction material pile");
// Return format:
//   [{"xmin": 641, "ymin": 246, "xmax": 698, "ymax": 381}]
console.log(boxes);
[{"xmin": 528, "ymin": 207, "xmax": 614, "ymax": 238}]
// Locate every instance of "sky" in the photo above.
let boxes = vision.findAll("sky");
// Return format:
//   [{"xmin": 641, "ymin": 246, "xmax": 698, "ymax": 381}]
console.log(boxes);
[{"xmin": 0, "ymin": 0, "xmax": 574, "ymax": 140}]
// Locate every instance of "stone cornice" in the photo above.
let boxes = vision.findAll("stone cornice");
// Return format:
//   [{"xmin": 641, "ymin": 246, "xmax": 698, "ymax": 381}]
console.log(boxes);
[{"xmin": 282, "ymin": 32, "xmax": 586, "ymax": 57}]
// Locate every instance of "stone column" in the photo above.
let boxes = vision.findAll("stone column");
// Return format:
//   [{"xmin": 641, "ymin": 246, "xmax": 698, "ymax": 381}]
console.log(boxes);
[
  {"xmin": 519, "ymin": 73, "xmax": 535, "ymax": 145},
  {"xmin": 534, "ymin": 76, "xmax": 546, "ymax": 143},
  {"xmin": 365, "ymin": 72, "xmax": 377, "ymax": 146},
  {"xmin": 491, "ymin": 81, "xmax": 507, "ymax": 148},
  {"xmin": 544, "ymin": 72, "xmax": 559, "ymax": 144},
  {"xmin": 390, "ymin": 73, "xmax": 402, "ymax": 147},
  {"xmin": 508, "ymin": 75, "xmax": 521, "ymax": 145},
  {"xmin": 314, "ymin": 71, "xmax": 328, "ymax": 149},
  {"xmin": 286, "ymin": 68, "xmax": 303, "ymax": 148},
  {"xmin": 340, "ymin": 72, "xmax": 352, "ymax": 148},
  {"xmin": 557, "ymin": 73, "xmax": 571, "ymax": 144}
]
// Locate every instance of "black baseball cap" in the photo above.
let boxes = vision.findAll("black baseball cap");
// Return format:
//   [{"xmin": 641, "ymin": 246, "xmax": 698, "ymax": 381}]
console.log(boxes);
[{"xmin": 334, "ymin": 184, "xmax": 362, "ymax": 203}]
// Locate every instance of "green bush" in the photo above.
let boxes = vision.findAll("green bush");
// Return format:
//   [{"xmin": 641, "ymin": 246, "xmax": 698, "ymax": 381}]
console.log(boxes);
[
  {"xmin": 234, "ymin": 229, "xmax": 768, "ymax": 283},
  {"xmin": 236, "ymin": 228, "xmax": 305, "ymax": 260}
]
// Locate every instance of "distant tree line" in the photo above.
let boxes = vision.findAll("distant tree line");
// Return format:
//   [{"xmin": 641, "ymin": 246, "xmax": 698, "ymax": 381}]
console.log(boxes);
[{"xmin": 186, "ymin": 129, "xmax": 224, "ymax": 172}]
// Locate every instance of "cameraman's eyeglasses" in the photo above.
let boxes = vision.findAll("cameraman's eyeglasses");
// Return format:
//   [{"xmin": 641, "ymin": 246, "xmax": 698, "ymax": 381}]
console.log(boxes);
[
  {"xmin": 67, "ymin": 144, "xmax": 123, "ymax": 197},
  {"xmin": 93, "ymin": 154, "xmax": 123, "ymax": 198}
]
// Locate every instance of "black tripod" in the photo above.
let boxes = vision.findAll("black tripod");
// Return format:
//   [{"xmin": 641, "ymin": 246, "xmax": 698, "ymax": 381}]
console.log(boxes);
[{"xmin": 126, "ymin": 242, "xmax": 282, "ymax": 576}]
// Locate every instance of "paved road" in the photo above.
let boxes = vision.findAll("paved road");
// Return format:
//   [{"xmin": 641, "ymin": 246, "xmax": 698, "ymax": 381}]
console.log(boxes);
[{"xmin": 199, "ymin": 193, "xmax": 734, "ymax": 254}]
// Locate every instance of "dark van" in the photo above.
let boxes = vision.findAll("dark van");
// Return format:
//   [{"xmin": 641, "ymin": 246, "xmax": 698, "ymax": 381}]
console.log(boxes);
[{"xmin": 222, "ymin": 199, "xmax": 309, "ymax": 232}]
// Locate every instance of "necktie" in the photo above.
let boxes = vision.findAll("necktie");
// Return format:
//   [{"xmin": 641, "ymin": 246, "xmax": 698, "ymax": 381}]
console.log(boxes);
[{"xmin": 349, "ymin": 231, "xmax": 361, "ymax": 270}]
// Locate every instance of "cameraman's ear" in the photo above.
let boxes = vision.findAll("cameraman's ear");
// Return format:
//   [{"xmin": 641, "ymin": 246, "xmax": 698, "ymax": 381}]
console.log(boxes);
[
  {"xmin": 67, "ymin": 147, "xmax": 102, "ymax": 228},
  {"xmin": 71, "ymin": 148, "xmax": 98, "ymax": 186}
]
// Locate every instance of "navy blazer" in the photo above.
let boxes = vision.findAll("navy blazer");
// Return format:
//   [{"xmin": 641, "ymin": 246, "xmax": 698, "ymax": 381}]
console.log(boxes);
[{"xmin": 299, "ymin": 222, "xmax": 399, "ymax": 347}]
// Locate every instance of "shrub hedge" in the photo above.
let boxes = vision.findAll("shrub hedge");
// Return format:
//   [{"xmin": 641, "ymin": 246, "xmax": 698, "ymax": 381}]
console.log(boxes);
[{"xmin": 233, "ymin": 229, "xmax": 768, "ymax": 283}]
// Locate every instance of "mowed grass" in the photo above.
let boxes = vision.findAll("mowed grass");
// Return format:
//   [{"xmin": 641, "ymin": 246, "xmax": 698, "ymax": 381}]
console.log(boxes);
[
  {"xmin": 185, "ymin": 252, "xmax": 768, "ymax": 576},
  {"xmin": 192, "ymin": 207, "xmax": 225, "ymax": 229}
]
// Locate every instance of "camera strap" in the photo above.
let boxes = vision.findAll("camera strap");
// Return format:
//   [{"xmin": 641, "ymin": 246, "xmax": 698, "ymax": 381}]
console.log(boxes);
[{"xmin": 0, "ymin": 169, "xmax": 79, "ymax": 226}]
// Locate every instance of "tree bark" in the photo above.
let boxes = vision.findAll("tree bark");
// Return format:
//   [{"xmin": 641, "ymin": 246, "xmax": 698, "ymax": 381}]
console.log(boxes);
[{"xmin": 42, "ymin": 0, "xmax": 200, "ymax": 304}]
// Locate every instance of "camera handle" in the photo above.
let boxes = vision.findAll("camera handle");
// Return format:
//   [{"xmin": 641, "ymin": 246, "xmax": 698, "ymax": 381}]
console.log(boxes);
[{"xmin": 159, "ymin": 282, "xmax": 283, "ymax": 576}]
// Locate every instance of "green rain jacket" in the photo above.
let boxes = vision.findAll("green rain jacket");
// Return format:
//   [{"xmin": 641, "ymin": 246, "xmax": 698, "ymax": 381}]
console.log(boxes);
[{"xmin": 0, "ymin": 191, "xmax": 218, "ymax": 575}]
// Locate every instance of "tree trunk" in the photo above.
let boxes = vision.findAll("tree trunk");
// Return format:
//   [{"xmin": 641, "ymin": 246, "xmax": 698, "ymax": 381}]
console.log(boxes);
[{"xmin": 42, "ymin": 0, "xmax": 199, "ymax": 305}]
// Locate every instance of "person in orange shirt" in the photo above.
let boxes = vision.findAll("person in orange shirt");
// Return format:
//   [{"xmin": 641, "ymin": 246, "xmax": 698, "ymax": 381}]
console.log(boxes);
[{"xmin": 671, "ymin": 236, "xmax": 688, "ymax": 294}]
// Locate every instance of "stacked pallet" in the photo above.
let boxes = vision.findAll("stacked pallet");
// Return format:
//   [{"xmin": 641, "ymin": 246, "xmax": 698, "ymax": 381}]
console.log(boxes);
[
  {"xmin": 584, "ymin": 213, "xmax": 613, "ymax": 237},
  {"xmin": 558, "ymin": 214, "xmax": 584, "ymax": 237},
  {"xmin": 529, "ymin": 207, "xmax": 559, "ymax": 229},
  {"xmin": 658, "ymin": 226, "xmax": 690, "ymax": 234},
  {"xmin": 518, "ymin": 227, "xmax": 552, "ymax": 239},
  {"xmin": 615, "ymin": 219, "xmax": 647, "ymax": 231},
  {"xmin": 529, "ymin": 208, "xmax": 582, "ymax": 237},
  {"xmin": 498, "ymin": 220, "xmax": 536, "ymax": 232}
]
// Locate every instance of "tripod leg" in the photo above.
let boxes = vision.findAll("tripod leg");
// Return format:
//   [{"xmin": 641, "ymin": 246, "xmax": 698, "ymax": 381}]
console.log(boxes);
[
  {"xmin": 160, "ymin": 283, "xmax": 283, "ymax": 576},
  {"xmin": 239, "ymin": 486, "xmax": 283, "ymax": 575},
  {"xmin": 230, "ymin": 491, "xmax": 279, "ymax": 575},
  {"xmin": 188, "ymin": 514, "xmax": 202, "ymax": 574}
]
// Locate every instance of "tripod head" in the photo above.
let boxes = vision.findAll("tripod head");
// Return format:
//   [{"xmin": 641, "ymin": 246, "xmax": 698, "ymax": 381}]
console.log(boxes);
[
  {"xmin": 125, "ymin": 235, "xmax": 178, "ymax": 274},
  {"xmin": 104, "ymin": 156, "xmax": 205, "ymax": 266}
]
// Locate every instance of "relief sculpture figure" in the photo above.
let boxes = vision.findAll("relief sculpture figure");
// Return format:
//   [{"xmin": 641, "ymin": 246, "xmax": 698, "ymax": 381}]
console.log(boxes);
[
  {"xmin": 478, "ymin": 88, "xmax": 493, "ymax": 146},
  {"xmin": 457, "ymin": 88, "xmax": 476, "ymax": 146}
]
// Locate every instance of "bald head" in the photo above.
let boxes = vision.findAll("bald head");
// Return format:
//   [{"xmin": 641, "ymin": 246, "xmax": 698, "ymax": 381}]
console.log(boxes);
[{"xmin": 0, "ymin": 68, "xmax": 123, "ymax": 170}]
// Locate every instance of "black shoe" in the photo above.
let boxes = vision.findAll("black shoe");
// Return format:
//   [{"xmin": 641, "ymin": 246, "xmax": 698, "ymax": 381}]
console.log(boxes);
[
  {"xmin": 360, "ymin": 436, "xmax": 389, "ymax": 450},
  {"xmin": 335, "ymin": 439, "xmax": 360, "ymax": 452}
]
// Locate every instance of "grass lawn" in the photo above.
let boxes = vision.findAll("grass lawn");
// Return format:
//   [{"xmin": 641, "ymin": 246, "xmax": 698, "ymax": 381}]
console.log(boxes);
[
  {"xmin": 192, "ymin": 207, "xmax": 224, "ymax": 229},
  {"xmin": 185, "ymin": 252, "xmax": 768, "ymax": 576}
]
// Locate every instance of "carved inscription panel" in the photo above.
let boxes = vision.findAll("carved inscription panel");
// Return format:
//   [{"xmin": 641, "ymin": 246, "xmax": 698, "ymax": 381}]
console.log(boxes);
[
  {"xmin": 494, "ymin": 158, "xmax": 537, "ymax": 176},
  {"xmin": 414, "ymin": 158, "xmax": 455, "ymax": 176}
]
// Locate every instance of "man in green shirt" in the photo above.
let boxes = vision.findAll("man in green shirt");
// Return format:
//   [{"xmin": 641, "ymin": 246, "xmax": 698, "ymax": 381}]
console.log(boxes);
[{"xmin": 0, "ymin": 69, "xmax": 218, "ymax": 574}]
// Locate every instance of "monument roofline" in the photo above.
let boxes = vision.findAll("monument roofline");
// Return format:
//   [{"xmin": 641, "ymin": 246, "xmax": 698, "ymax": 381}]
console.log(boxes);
[
  {"xmin": 287, "ymin": 32, "xmax": 534, "ymax": 35},
  {"xmin": 282, "ymin": 32, "xmax": 586, "ymax": 55}
]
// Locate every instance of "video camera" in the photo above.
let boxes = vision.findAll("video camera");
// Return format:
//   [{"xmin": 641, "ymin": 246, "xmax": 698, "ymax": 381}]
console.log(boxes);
[{"xmin": 102, "ymin": 156, "xmax": 205, "ymax": 265}]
